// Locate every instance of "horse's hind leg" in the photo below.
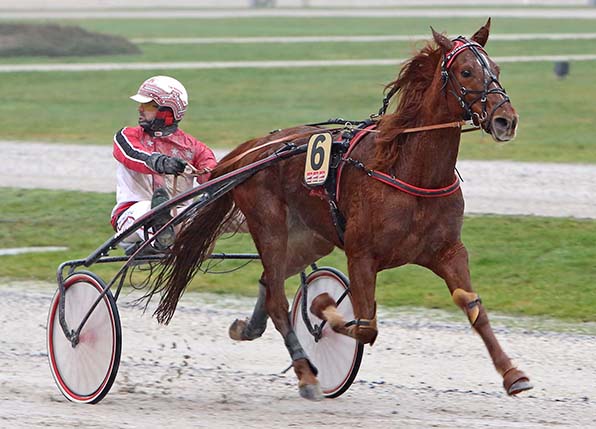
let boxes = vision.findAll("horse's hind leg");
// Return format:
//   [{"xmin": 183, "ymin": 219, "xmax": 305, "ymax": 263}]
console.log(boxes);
[
  {"xmin": 432, "ymin": 242, "xmax": 532, "ymax": 396},
  {"xmin": 261, "ymin": 251, "xmax": 324, "ymax": 400},
  {"xmin": 229, "ymin": 223, "xmax": 334, "ymax": 341},
  {"xmin": 229, "ymin": 280, "xmax": 268, "ymax": 341},
  {"xmin": 230, "ymin": 194, "xmax": 323, "ymax": 400}
]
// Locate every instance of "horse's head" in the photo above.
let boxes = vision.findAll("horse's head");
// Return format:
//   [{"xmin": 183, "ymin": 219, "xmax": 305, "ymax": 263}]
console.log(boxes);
[{"xmin": 432, "ymin": 19, "xmax": 518, "ymax": 142}]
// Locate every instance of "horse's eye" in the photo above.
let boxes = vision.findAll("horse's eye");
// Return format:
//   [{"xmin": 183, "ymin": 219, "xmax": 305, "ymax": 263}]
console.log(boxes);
[{"xmin": 461, "ymin": 70, "xmax": 472, "ymax": 78}]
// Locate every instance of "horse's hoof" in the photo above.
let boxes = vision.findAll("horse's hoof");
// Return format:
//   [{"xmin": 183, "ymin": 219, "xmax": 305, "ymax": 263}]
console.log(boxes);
[
  {"xmin": 507, "ymin": 379, "xmax": 533, "ymax": 396},
  {"xmin": 299, "ymin": 383, "xmax": 323, "ymax": 401},
  {"xmin": 228, "ymin": 318, "xmax": 247, "ymax": 341},
  {"xmin": 310, "ymin": 293, "xmax": 336, "ymax": 320},
  {"xmin": 503, "ymin": 368, "xmax": 533, "ymax": 396}
]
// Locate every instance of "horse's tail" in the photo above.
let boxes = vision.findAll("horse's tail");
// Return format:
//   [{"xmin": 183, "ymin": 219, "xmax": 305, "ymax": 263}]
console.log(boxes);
[{"xmin": 148, "ymin": 192, "xmax": 238, "ymax": 324}]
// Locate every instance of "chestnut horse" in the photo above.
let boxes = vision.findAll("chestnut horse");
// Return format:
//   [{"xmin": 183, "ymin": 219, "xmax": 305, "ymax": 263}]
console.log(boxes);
[{"xmin": 149, "ymin": 19, "xmax": 532, "ymax": 400}]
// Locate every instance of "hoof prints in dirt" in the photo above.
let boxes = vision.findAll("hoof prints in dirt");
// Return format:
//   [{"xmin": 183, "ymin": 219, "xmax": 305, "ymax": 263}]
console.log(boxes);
[{"xmin": 2, "ymin": 284, "xmax": 595, "ymax": 428}]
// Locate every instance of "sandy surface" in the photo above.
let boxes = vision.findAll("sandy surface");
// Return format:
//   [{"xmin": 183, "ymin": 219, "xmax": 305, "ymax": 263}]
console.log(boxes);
[
  {"xmin": 1, "ymin": 280, "xmax": 595, "ymax": 428},
  {"xmin": 1, "ymin": 141, "xmax": 595, "ymax": 219}
]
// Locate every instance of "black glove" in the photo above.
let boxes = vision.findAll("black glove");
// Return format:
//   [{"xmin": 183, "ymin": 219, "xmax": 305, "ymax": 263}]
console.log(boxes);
[{"xmin": 146, "ymin": 153, "xmax": 187, "ymax": 175}]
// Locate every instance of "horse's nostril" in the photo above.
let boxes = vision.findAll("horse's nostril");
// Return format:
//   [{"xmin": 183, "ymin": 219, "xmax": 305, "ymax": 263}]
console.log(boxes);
[{"xmin": 494, "ymin": 117, "xmax": 510, "ymax": 131}]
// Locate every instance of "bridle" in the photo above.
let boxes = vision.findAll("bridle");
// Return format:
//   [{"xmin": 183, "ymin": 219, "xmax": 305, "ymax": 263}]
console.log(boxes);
[
  {"xmin": 441, "ymin": 36, "xmax": 511, "ymax": 131},
  {"xmin": 345, "ymin": 37, "xmax": 516, "ymax": 203}
]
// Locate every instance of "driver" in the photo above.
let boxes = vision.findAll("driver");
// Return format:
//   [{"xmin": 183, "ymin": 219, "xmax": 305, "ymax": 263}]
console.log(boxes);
[{"xmin": 111, "ymin": 75, "xmax": 217, "ymax": 253}]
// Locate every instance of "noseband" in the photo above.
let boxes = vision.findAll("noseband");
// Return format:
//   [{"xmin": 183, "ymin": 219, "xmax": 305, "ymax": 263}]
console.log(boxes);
[{"xmin": 441, "ymin": 37, "xmax": 511, "ymax": 130}]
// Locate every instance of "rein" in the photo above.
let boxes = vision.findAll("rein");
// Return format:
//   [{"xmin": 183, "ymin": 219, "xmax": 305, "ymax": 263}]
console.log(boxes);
[
  {"xmin": 399, "ymin": 120, "xmax": 479, "ymax": 135},
  {"xmin": 215, "ymin": 117, "xmax": 478, "ymax": 177}
]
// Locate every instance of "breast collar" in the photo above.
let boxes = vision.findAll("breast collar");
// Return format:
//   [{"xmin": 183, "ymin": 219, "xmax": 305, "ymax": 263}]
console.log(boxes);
[{"xmin": 336, "ymin": 125, "xmax": 460, "ymax": 201}]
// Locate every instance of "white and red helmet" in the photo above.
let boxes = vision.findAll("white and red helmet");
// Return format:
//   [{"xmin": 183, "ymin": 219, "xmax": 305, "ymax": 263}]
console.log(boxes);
[{"xmin": 130, "ymin": 75, "xmax": 188, "ymax": 121}]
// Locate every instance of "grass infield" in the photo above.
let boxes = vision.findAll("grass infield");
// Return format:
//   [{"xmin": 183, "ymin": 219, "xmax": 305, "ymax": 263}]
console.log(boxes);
[
  {"xmin": 0, "ymin": 17, "xmax": 595, "ymax": 162},
  {"xmin": 1, "ymin": 60, "xmax": 595, "ymax": 162}
]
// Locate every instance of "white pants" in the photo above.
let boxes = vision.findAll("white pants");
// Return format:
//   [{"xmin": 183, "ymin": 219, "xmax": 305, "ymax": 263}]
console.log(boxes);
[{"xmin": 115, "ymin": 201, "xmax": 152, "ymax": 244}]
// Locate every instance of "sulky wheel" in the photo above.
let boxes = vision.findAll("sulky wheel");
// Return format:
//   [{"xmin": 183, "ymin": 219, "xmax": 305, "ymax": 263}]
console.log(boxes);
[
  {"xmin": 47, "ymin": 271, "xmax": 122, "ymax": 404},
  {"xmin": 290, "ymin": 267, "xmax": 363, "ymax": 398}
]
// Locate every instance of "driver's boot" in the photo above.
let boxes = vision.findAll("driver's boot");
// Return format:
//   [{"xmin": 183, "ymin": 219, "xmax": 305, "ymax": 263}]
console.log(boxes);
[{"xmin": 150, "ymin": 188, "xmax": 175, "ymax": 251}]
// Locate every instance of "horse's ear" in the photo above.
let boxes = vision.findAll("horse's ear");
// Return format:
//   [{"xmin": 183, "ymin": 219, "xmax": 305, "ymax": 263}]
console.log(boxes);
[
  {"xmin": 471, "ymin": 18, "xmax": 491, "ymax": 47},
  {"xmin": 431, "ymin": 27, "xmax": 453, "ymax": 52}
]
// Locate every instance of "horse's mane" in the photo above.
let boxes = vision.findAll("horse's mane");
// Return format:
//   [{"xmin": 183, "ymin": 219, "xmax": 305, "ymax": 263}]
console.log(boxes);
[{"xmin": 374, "ymin": 42, "xmax": 442, "ymax": 170}]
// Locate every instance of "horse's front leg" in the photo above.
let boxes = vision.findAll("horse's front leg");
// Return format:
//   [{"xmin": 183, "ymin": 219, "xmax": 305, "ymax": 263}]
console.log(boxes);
[
  {"xmin": 432, "ymin": 242, "xmax": 532, "ymax": 395},
  {"xmin": 229, "ymin": 229, "xmax": 334, "ymax": 342},
  {"xmin": 310, "ymin": 256, "xmax": 379, "ymax": 345}
]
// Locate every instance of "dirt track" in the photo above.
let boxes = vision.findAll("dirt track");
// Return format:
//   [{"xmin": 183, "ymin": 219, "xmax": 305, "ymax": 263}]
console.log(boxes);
[
  {"xmin": 1, "ymin": 142, "xmax": 596, "ymax": 427},
  {"xmin": 2, "ymin": 141, "xmax": 596, "ymax": 219},
  {"xmin": 1, "ymin": 3, "xmax": 595, "ymax": 425},
  {"xmin": 1, "ymin": 280, "xmax": 595, "ymax": 428}
]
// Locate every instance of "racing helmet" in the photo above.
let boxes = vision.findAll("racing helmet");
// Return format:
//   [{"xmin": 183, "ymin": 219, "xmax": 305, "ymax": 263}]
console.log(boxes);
[{"xmin": 130, "ymin": 75, "xmax": 189, "ymax": 135}]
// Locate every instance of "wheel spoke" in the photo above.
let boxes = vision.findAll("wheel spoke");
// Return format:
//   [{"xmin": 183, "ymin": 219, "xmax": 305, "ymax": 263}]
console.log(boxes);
[
  {"xmin": 291, "ymin": 268, "xmax": 363, "ymax": 398},
  {"xmin": 47, "ymin": 272, "xmax": 122, "ymax": 404}
]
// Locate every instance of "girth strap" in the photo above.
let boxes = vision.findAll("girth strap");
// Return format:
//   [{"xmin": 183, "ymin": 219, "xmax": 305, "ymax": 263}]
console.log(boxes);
[{"xmin": 328, "ymin": 199, "xmax": 346, "ymax": 245}]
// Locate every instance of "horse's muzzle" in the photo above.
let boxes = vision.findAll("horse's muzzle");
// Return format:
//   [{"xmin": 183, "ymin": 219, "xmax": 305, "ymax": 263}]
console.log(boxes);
[{"xmin": 490, "ymin": 113, "xmax": 518, "ymax": 142}]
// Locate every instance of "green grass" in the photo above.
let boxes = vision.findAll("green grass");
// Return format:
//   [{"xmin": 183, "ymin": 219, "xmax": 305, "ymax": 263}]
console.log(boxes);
[
  {"xmin": 0, "ymin": 38, "xmax": 593, "ymax": 64},
  {"xmin": 459, "ymin": 60, "xmax": 596, "ymax": 162},
  {"xmin": 1, "ymin": 188, "xmax": 595, "ymax": 322},
  {"xmin": 64, "ymin": 17, "xmax": 596, "ymax": 38},
  {"xmin": 1, "ymin": 60, "xmax": 594, "ymax": 163},
  {"xmin": 0, "ymin": 16, "xmax": 594, "ymax": 162}
]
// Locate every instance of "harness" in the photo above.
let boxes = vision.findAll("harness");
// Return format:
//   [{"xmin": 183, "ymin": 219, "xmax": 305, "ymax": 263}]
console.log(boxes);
[
  {"xmin": 304, "ymin": 36, "xmax": 512, "ymax": 245},
  {"xmin": 307, "ymin": 121, "xmax": 464, "ymax": 245},
  {"xmin": 309, "ymin": 121, "xmax": 375, "ymax": 245}
]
